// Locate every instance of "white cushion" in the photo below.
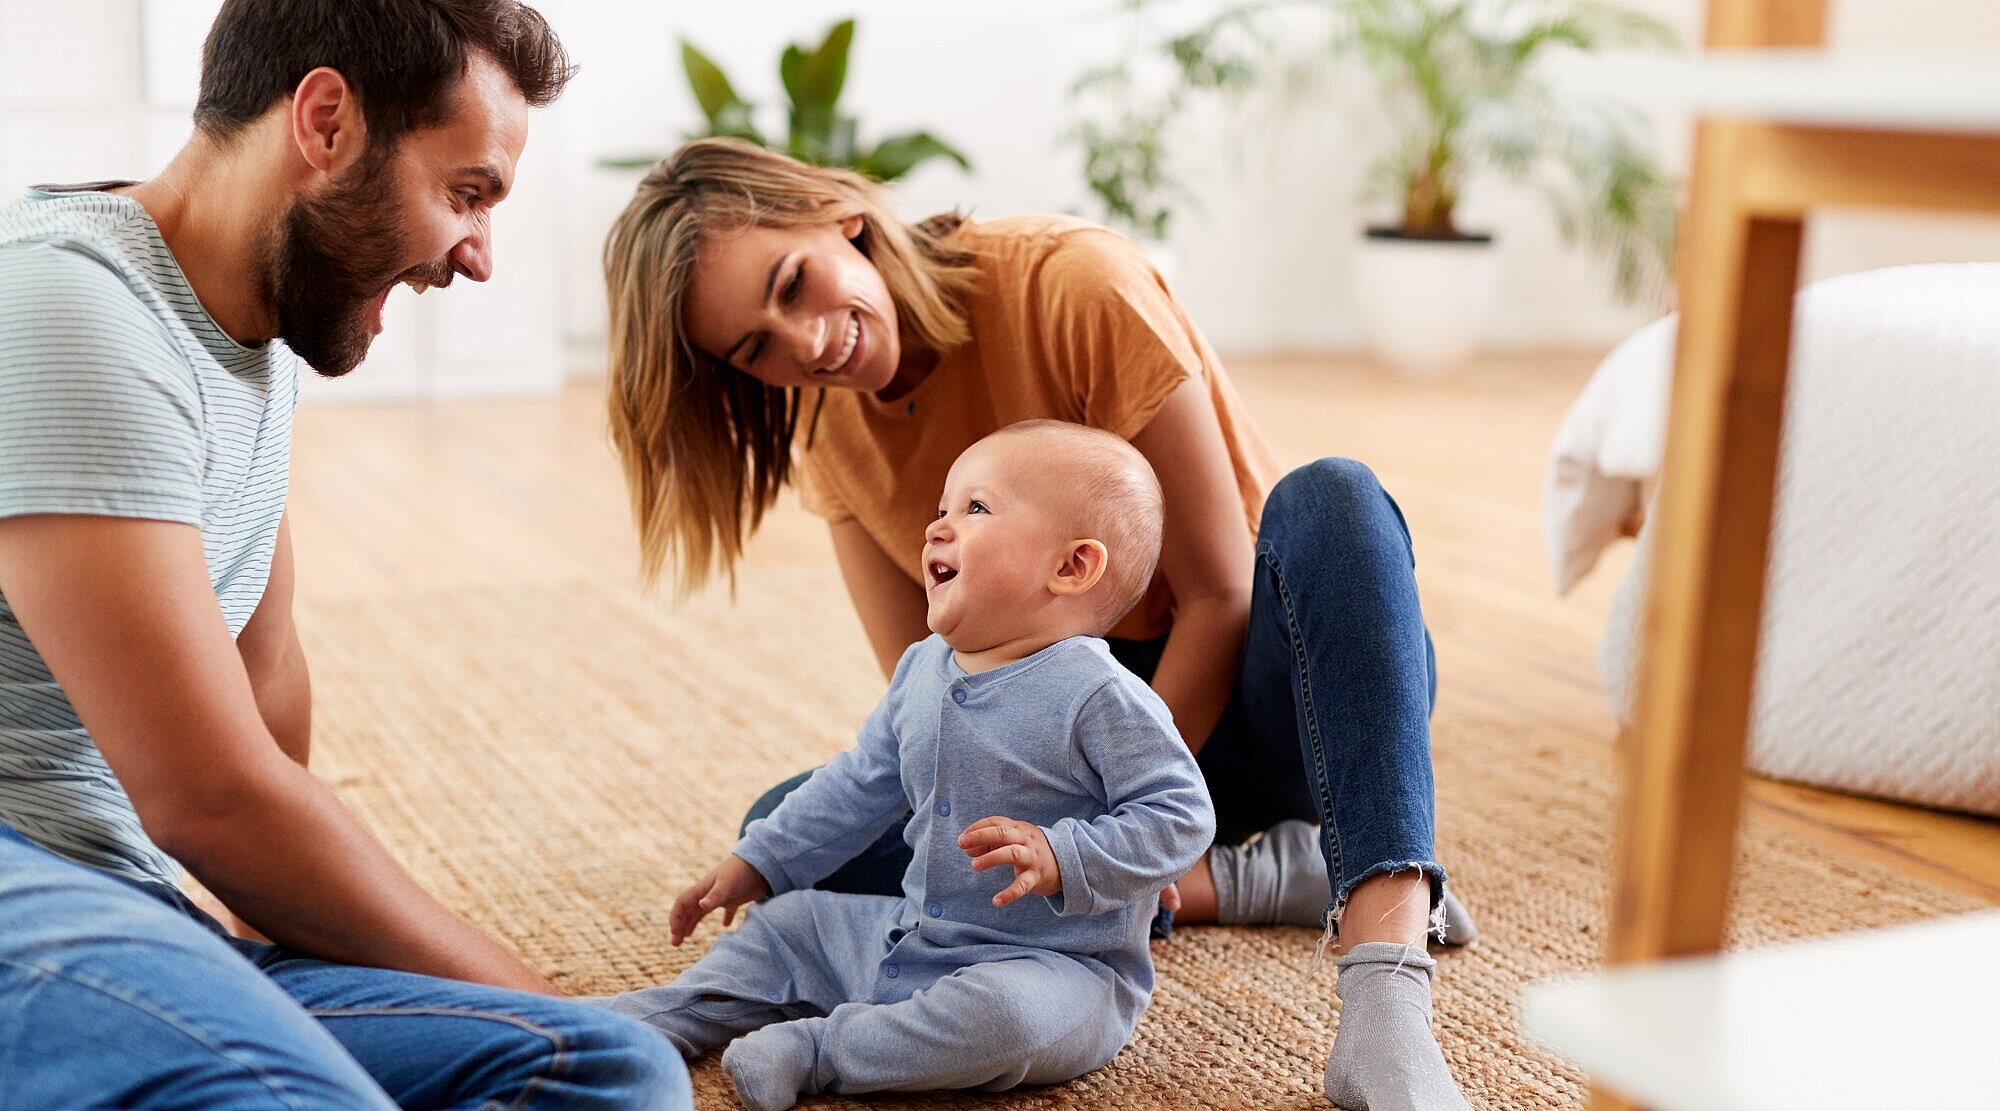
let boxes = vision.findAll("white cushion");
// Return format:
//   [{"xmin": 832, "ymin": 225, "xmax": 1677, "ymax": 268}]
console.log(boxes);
[{"xmin": 1584, "ymin": 264, "xmax": 2000, "ymax": 817}]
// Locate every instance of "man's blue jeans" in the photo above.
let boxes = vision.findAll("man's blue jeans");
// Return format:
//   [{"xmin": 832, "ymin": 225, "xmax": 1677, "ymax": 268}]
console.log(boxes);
[
  {"xmin": 0, "ymin": 825, "xmax": 692, "ymax": 1110},
  {"xmin": 745, "ymin": 458, "xmax": 1445, "ymax": 931}
]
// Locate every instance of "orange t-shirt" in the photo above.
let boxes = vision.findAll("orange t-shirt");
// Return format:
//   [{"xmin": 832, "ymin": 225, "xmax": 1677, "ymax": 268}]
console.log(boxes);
[{"xmin": 796, "ymin": 214, "xmax": 1281, "ymax": 641}]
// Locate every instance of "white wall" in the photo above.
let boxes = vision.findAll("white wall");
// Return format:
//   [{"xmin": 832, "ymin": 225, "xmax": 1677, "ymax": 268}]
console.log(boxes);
[
  {"xmin": 542, "ymin": 0, "xmax": 2000, "ymax": 363},
  {"xmin": 542, "ymin": 0, "xmax": 1661, "ymax": 357},
  {"xmin": 5, "ymin": 0, "xmax": 2000, "ymax": 395}
]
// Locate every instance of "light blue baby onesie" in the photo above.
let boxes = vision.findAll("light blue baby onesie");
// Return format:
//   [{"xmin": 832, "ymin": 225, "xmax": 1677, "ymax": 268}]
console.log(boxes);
[{"xmin": 605, "ymin": 634, "xmax": 1215, "ymax": 1098}]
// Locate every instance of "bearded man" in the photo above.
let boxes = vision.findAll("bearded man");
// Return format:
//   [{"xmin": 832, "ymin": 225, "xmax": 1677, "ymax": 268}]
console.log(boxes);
[{"xmin": 0, "ymin": 3, "xmax": 688, "ymax": 1107}]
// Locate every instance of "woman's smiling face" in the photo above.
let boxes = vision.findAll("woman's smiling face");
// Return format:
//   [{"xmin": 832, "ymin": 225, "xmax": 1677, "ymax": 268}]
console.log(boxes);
[{"xmin": 682, "ymin": 215, "xmax": 903, "ymax": 392}]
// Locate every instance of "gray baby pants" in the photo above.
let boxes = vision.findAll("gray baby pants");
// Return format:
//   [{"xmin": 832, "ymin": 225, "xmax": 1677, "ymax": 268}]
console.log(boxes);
[{"xmin": 606, "ymin": 890, "xmax": 1133, "ymax": 1096}]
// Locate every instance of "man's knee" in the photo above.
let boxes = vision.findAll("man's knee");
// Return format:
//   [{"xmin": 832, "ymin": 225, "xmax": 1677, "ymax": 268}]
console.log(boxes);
[
  {"xmin": 578, "ymin": 1010, "xmax": 693, "ymax": 1109},
  {"xmin": 0, "ymin": 931, "xmax": 392, "ymax": 1110},
  {"xmin": 527, "ymin": 1004, "xmax": 692, "ymax": 1109}
]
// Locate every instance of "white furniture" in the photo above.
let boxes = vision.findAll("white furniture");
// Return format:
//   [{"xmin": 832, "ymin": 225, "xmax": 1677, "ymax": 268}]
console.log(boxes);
[
  {"xmin": 1521, "ymin": 911, "xmax": 2000, "ymax": 1111},
  {"xmin": 1545, "ymin": 4, "xmax": 2000, "ymax": 1108},
  {"xmin": 1553, "ymin": 50, "xmax": 2000, "ymax": 133},
  {"xmin": 1544, "ymin": 265, "xmax": 2000, "ymax": 819}
]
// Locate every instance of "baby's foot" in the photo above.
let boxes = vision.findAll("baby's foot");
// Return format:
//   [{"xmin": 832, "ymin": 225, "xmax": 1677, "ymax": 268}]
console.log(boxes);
[
  {"xmin": 721, "ymin": 1019, "xmax": 819, "ymax": 1111},
  {"xmin": 1210, "ymin": 821, "xmax": 1477, "ymax": 946},
  {"xmin": 1324, "ymin": 942, "xmax": 1470, "ymax": 1111}
]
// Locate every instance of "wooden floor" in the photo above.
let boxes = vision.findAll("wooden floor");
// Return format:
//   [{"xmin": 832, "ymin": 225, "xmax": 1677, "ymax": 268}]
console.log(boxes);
[{"xmin": 288, "ymin": 352, "xmax": 2000, "ymax": 907}]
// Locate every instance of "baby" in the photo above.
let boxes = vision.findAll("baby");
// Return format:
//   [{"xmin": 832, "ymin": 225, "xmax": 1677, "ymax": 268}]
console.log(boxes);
[{"xmin": 603, "ymin": 420, "xmax": 1215, "ymax": 1110}]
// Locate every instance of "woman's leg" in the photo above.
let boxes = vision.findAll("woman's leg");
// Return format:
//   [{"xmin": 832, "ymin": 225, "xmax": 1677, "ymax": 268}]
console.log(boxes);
[
  {"xmin": 1238, "ymin": 457, "xmax": 1468, "ymax": 1109},
  {"xmin": 1238, "ymin": 456, "xmax": 1444, "ymax": 938},
  {"xmin": 1102, "ymin": 635, "xmax": 1313, "ymax": 933},
  {"xmin": 741, "ymin": 771, "xmax": 910, "ymax": 896}
]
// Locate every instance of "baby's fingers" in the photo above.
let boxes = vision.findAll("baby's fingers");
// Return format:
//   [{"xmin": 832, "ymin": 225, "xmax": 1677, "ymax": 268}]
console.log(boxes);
[
  {"xmin": 958, "ymin": 818, "xmax": 1024, "ymax": 855},
  {"xmin": 968, "ymin": 844, "xmax": 1030, "ymax": 874},
  {"xmin": 992, "ymin": 867, "xmax": 1040, "ymax": 908},
  {"xmin": 667, "ymin": 899, "xmax": 703, "ymax": 945}
]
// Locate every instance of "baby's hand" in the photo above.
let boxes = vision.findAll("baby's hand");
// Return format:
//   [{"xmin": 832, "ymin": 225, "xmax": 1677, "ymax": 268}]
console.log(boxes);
[
  {"xmin": 959, "ymin": 816, "xmax": 1061, "ymax": 908},
  {"xmin": 668, "ymin": 855, "xmax": 770, "ymax": 945}
]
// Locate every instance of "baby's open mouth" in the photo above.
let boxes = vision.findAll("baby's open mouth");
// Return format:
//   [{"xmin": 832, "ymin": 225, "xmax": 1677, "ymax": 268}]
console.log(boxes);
[{"xmin": 929, "ymin": 561, "xmax": 958, "ymax": 586}]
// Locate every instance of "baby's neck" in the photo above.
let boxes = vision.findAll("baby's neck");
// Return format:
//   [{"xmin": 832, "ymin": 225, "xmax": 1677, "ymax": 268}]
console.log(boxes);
[{"xmin": 950, "ymin": 627, "xmax": 1087, "ymax": 675}]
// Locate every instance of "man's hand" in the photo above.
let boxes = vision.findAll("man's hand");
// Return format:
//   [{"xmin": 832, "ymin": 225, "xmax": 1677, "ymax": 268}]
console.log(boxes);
[
  {"xmin": 668, "ymin": 855, "xmax": 770, "ymax": 945},
  {"xmin": 959, "ymin": 816, "xmax": 1061, "ymax": 908}
]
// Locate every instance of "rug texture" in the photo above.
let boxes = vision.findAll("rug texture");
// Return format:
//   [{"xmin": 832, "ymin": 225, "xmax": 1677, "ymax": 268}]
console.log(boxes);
[{"xmin": 294, "ymin": 570, "xmax": 1983, "ymax": 1110}]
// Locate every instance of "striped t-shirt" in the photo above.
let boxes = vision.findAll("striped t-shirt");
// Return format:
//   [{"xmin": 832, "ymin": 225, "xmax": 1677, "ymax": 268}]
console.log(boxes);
[{"xmin": 0, "ymin": 185, "xmax": 298, "ymax": 887}]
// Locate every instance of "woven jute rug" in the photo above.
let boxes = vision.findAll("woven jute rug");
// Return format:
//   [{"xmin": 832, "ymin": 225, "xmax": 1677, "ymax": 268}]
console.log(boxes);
[{"xmin": 295, "ymin": 569, "xmax": 1983, "ymax": 1110}]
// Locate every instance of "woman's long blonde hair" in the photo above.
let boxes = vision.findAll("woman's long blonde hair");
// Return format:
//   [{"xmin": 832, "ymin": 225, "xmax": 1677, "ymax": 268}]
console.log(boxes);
[{"xmin": 604, "ymin": 138, "xmax": 979, "ymax": 594}]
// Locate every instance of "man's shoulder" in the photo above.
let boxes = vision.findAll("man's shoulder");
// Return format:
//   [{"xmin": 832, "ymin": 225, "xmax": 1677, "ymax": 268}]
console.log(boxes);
[
  {"xmin": 0, "ymin": 195, "xmax": 194, "ymax": 385},
  {"xmin": 1, "ymin": 235, "xmax": 141, "ymax": 301},
  {"xmin": 0, "ymin": 227, "xmax": 176, "ymax": 355},
  {"xmin": 2, "ymin": 188, "xmax": 153, "ymax": 270},
  {"xmin": 0, "ymin": 239, "xmax": 195, "ymax": 409}
]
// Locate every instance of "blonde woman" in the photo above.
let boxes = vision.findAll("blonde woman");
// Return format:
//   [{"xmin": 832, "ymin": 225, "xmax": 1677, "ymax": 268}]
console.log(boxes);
[{"xmin": 604, "ymin": 138, "xmax": 1472, "ymax": 1111}]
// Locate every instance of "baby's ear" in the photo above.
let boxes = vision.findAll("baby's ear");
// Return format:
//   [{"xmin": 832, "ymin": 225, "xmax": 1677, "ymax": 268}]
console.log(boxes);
[{"xmin": 1049, "ymin": 539, "xmax": 1108, "ymax": 597}]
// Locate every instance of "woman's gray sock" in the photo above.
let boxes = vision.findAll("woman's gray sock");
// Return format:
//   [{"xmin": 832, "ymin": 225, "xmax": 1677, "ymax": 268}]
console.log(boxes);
[
  {"xmin": 1324, "ymin": 942, "xmax": 1471, "ymax": 1111},
  {"xmin": 1208, "ymin": 820, "xmax": 1477, "ymax": 946},
  {"xmin": 721, "ymin": 1018, "xmax": 820, "ymax": 1111}
]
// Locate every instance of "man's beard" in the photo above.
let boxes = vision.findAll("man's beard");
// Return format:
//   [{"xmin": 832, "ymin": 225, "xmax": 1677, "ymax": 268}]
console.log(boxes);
[{"xmin": 269, "ymin": 147, "xmax": 444, "ymax": 378}]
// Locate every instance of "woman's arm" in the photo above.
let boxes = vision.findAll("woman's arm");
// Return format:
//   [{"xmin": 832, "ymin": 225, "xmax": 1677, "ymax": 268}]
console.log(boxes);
[
  {"xmin": 1128, "ymin": 378, "xmax": 1256, "ymax": 754},
  {"xmin": 830, "ymin": 517, "xmax": 932, "ymax": 680}
]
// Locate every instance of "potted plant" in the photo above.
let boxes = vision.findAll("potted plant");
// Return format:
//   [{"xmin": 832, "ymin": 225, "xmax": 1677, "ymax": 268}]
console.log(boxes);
[
  {"xmin": 1064, "ymin": 44, "xmax": 1254, "ymax": 282},
  {"xmin": 1100, "ymin": 0, "xmax": 1679, "ymax": 377},
  {"xmin": 601, "ymin": 19, "xmax": 971, "ymax": 183}
]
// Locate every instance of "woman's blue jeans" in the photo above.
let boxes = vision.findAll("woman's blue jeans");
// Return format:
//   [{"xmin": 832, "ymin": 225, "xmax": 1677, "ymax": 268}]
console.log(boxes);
[
  {"xmin": 745, "ymin": 458, "xmax": 1445, "ymax": 933},
  {"xmin": 0, "ymin": 825, "xmax": 691, "ymax": 1110}
]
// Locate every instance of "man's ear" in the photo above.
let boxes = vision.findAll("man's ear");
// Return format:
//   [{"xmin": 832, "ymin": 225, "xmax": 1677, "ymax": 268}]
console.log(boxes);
[
  {"xmin": 1049, "ymin": 539, "xmax": 1108, "ymax": 597},
  {"xmin": 290, "ymin": 66, "xmax": 368, "ymax": 176}
]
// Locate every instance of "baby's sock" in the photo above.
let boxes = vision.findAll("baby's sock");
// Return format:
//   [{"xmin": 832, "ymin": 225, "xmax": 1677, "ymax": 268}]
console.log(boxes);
[
  {"xmin": 721, "ymin": 1018, "xmax": 821, "ymax": 1111},
  {"xmin": 1324, "ymin": 942, "xmax": 1470, "ymax": 1111},
  {"xmin": 1208, "ymin": 820, "xmax": 1477, "ymax": 946}
]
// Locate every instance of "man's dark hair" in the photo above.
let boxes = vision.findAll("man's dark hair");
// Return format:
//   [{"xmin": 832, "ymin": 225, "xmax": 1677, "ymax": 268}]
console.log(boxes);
[{"xmin": 193, "ymin": 0, "xmax": 575, "ymax": 148}]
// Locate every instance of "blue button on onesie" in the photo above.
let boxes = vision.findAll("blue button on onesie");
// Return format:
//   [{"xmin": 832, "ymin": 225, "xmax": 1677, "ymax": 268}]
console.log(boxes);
[{"xmin": 606, "ymin": 635, "xmax": 1215, "ymax": 1097}]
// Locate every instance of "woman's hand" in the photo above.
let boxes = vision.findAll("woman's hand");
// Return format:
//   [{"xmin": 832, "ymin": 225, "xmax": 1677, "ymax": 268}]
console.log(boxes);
[
  {"xmin": 959, "ymin": 816, "xmax": 1062, "ymax": 908},
  {"xmin": 668, "ymin": 855, "xmax": 770, "ymax": 945}
]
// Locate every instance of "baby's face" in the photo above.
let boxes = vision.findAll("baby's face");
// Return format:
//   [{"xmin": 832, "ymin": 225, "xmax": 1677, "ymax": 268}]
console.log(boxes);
[{"xmin": 922, "ymin": 435, "xmax": 1074, "ymax": 652}]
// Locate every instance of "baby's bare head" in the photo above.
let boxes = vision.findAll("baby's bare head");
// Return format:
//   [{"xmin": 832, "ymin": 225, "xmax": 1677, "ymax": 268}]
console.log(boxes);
[{"xmin": 985, "ymin": 420, "xmax": 1163, "ymax": 635}]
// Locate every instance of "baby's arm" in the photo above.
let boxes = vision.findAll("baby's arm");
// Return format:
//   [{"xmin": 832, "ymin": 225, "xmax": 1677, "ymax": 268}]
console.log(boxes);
[
  {"xmin": 1035, "ymin": 679, "xmax": 1217, "ymax": 917},
  {"xmin": 730, "ymin": 647, "xmax": 924, "ymax": 898}
]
